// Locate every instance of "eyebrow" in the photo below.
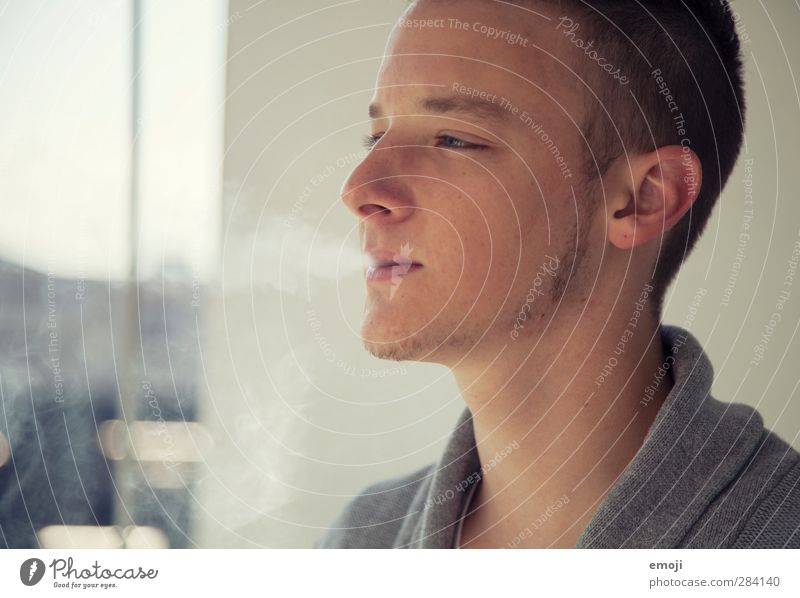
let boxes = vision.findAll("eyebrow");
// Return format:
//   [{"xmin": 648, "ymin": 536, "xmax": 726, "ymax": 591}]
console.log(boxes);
[{"xmin": 368, "ymin": 94, "xmax": 512, "ymax": 126}]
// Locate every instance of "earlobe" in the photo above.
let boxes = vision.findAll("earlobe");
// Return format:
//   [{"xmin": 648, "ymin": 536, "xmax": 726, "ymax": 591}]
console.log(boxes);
[{"xmin": 607, "ymin": 146, "xmax": 702, "ymax": 251}]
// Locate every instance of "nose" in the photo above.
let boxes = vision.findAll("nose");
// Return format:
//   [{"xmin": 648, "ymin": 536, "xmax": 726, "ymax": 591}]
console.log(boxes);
[{"xmin": 340, "ymin": 144, "xmax": 416, "ymax": 225}]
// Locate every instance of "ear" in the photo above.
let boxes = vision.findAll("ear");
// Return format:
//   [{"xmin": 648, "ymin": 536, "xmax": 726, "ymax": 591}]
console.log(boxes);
[{"xmin": 605, "ymin": 146, "xmax": 702, "ymax": 250}]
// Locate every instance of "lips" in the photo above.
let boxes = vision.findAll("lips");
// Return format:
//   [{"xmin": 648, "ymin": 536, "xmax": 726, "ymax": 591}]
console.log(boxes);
[
  {"xmin": 372, "ymin": 258, "xmax": 405, "ymax": 268},
  {"xmin": 365, "ymin": 248, "xmax": 417, "ymax": 264},
  {"xmin": 364, "ymin": 246, "xmax": 422, "ymax": 267},
  {"xmin": 365, "ymin": 262, "xmax": 423, "ymax": 283},
  {"xmin": 364, "ymin": 246, "xmax": 422, "ymax": 284}
]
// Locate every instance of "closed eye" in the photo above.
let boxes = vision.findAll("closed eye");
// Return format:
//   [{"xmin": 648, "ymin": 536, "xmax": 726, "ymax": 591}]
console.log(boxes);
[
  {"xmin": 361, "ymin": 133, "xmax": 487, "ymax": 151},
  {"xmin": 436, "ymin": 135, "xmax": 486, "ymax": 150},
  {"xmin": 362, "ymin": 133, "xmax": 383, "ymax": 150}
]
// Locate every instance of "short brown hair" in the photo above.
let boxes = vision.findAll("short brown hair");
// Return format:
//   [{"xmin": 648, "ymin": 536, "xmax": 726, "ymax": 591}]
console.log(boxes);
[{"xmin": 560, "ymin": 0, "xmax": 746, "ymax": 315}]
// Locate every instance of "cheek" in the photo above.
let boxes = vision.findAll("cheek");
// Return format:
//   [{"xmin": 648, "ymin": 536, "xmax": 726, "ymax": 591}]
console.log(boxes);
[
  {"xmin": 440, "ymin": 205, "xmax": 525, "ymax": 304},
  {"xmin": 422, "ymin": 171, "xmax": 549, "ymax": 302},
  {"xmin": 471, "ymin": 188, "xmax": 565, "ymax": 312}
]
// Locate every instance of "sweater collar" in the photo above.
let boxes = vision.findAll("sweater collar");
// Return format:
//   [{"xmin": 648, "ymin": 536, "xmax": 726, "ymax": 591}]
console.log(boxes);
[{"xmin": 409, "ymin": 324, "xmax": 764, "ymax": 548}]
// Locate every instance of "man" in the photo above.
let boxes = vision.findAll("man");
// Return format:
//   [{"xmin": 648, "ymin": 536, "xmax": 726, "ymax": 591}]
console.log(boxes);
[{"xmin": 315, "ymin": 0, "xmax": 800, "ymax": 548}]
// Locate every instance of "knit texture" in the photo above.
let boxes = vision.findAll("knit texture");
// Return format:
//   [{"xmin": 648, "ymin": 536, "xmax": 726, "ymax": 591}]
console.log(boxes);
[{"xmin": 315, "ymin": 325, "xmax": 800, "ymax": 548}]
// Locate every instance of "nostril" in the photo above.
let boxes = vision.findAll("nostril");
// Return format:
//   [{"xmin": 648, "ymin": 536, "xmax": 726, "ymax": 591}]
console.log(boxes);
[{"xmin": 360, "ymin": 204, "xmax": 391, "ymax": 217}]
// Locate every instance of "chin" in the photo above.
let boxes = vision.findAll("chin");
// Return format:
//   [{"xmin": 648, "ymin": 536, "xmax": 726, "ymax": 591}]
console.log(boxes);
[
  {"xmin": 360, "ymin": 315, "xmax": 423, "ymax": 361},
  {"xmin": 362, "ymin": 337, "xmax": 423, "ymax": 362},
  {"xmin": 363, "ymin": 335, "xmax": 460, "ymax": 364},
  {"xmin": 360, "ymin": 315, "xmax": 475, "ymax": 365}
]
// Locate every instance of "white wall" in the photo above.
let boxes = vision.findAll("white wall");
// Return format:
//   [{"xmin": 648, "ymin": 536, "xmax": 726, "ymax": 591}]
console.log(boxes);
[{"xmin": 667, "ymin": 1, "xmax": 800, "ymax": 450}]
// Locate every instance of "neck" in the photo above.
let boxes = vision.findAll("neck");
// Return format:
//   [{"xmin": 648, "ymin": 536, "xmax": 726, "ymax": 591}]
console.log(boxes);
[{"xmin": 453, "ymin": 289, "xmax": 673, "ymax": 548}]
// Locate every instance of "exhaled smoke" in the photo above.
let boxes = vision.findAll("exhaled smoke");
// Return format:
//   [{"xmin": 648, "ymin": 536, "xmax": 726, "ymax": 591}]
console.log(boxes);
[{"xmin": 224, "ymin": 216, "xmax": 364, "ymax": 297}]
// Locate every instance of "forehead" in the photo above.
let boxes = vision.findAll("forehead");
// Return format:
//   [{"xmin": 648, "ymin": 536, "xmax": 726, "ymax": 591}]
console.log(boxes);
[{"xmin": 374, "ymin": 0, "xmax": 579, "ymax": 114}]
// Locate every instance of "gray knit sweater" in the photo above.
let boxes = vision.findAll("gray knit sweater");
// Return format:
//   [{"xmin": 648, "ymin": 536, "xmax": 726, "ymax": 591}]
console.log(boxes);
[{"xmin": 315, "ymin": 325, "xmax": 800, "ymax": 548}]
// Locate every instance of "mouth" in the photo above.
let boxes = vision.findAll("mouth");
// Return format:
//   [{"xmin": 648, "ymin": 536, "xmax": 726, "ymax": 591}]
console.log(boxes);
[
  {"xmin": 364, "ymin": 247, "xmax": 423, "ymax": 284},
  {"xmin": 365, "ymin": 261, "xmax": 423, "ymax": 283}
]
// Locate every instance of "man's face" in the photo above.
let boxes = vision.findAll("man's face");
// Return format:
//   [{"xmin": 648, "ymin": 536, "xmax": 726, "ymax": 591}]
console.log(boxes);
[{"xmin": 341, "ymin": 0, "xmax": 599, "ymax": 365}]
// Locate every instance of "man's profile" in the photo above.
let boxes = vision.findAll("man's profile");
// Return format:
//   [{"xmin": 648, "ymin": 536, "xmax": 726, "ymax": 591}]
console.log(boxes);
[{"xmin": 315, "ymin": 0, "xmax": 800, "ymax": 548}]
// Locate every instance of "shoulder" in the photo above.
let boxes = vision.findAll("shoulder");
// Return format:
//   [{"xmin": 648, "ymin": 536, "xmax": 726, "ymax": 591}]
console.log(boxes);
[
  {"xmin": 732, "ymin": 428, "xmax": 800, "ymax": 548},
  {"xmin": 314, "ymin": 463, "xmax": 434, "ymax": 548},
  {"xmin": 688, "ymin": 424, "xmax": 800, "ymax": 548}
]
